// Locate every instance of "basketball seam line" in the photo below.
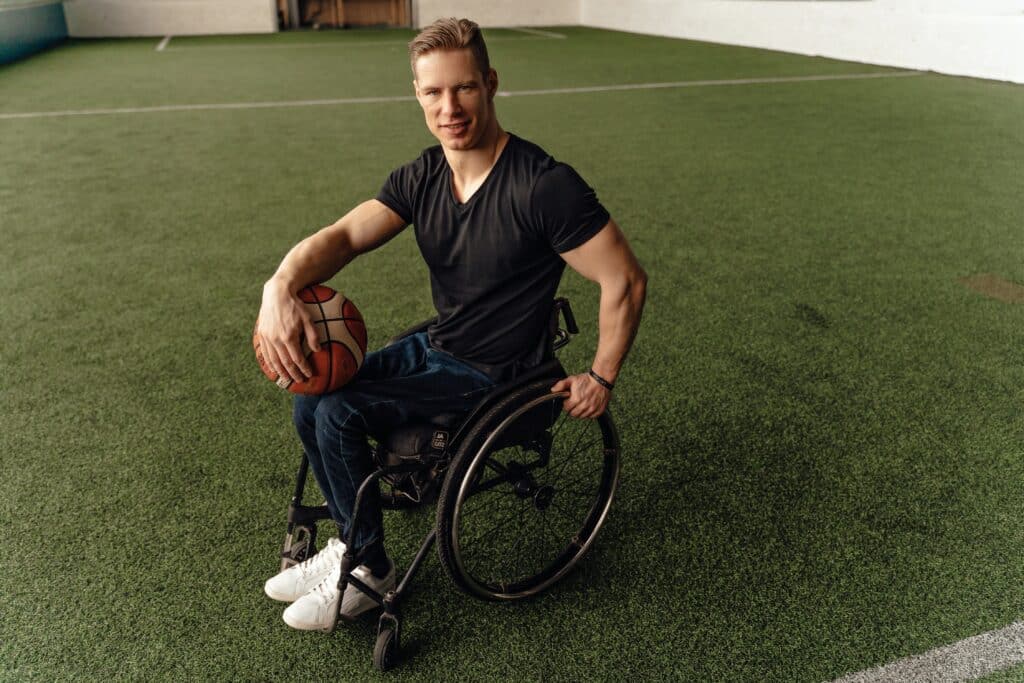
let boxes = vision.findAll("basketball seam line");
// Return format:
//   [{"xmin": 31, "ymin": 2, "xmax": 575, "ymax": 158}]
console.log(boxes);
[{"xmin": 310, "ymin": 286, "xmax": 334, "ymax": 392}]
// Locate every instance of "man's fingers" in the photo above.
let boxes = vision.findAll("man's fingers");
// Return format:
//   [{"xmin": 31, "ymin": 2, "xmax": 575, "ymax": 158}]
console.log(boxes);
[
  {"xmin": 553, "ymin": 374, "xmax": 610, "ymax": 418},
  {"xmin": 262, "ymin": 343, "xmax": 284, "ymax": 380},
  {"xmin": 303, "ymin": 318, "xmax": 321, "ymax": 354},
  {"xmin": 283, "ymin": 340, "xmax": 311, "ymax": 381}
]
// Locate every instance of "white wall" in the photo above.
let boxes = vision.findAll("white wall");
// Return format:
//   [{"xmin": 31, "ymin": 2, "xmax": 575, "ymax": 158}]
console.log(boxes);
[
  {"xmin": 581, "ymin": 0, "xmax": 1024, "ymax": 84},
  {"xmin": 413, "ymin": 0, "xmax": 578, "ymax": 29},
  {"xmin": 63, "ymin": 0, "xmax": 277, "ymax": 36}
]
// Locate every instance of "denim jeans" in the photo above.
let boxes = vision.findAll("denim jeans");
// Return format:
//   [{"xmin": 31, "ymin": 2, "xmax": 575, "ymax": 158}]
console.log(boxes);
[{"xmin": 293, "ymin": 332, "xmax": 496, "ymax": 550}]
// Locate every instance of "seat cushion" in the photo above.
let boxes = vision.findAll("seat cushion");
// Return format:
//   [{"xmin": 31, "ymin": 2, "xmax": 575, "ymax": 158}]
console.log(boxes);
[{"xmin": 378, "ymin": 413, "xmax": 464, "ymax": 457}]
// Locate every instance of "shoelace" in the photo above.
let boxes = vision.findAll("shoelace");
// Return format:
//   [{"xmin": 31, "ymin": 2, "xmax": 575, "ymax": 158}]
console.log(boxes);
[
  {"xmin": 311, "ymin": 564, "xmax": 372, "ymax": 607},
  {"xmin": 311, "ymin": 568, "xmax": 342, "ymax": 606},
  {"xmin": 297, "ymin": 540, "xmax": 344, "ymax": 579}
]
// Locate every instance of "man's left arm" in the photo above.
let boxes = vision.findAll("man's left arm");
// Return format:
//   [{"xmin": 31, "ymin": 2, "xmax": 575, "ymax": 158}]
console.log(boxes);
[{"xmin": 552, "ymin": 219, "xmax": 648, "ymax": 418}]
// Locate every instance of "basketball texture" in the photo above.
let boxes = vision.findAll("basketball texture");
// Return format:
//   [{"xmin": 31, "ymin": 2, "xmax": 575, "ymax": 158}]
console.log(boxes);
[{"xmin": 253, "ymin": 285, "xmax": 367, "ymax": 395}]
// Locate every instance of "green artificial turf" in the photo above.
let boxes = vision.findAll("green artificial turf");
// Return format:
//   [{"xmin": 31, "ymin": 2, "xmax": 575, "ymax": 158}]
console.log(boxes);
[
  {"xmin": 982, "ymin": 663, "xmax": 1024, "ymax": 682},
  {"xmin": 2, "ymin": 26, "xmax": 1023, "ymax": 681}
]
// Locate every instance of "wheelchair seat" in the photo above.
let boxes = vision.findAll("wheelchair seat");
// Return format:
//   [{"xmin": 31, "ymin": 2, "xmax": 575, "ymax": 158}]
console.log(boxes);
[{"xmin": 376, "ymin": 413, "xmax": 463, "ymax": 458}]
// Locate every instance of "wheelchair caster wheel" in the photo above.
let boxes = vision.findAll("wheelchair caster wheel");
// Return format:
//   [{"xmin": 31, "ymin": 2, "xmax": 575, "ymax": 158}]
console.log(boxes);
[
  {"xmin": 279, "ymin": 524, "xmax": 317, "ymax": 572},
  {"xmin": 373, "ymin": 625, "xmax": 400, "ymax": 671}
]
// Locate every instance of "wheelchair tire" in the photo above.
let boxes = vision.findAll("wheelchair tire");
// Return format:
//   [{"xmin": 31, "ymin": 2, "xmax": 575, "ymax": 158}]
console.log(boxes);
[
  {"xmin": 373, "ymin": 625, "xmax": 399, "ymax": 671},
  {"xmin": 436, "ymin": 380, "xmax": 620, "ymax": 601}
]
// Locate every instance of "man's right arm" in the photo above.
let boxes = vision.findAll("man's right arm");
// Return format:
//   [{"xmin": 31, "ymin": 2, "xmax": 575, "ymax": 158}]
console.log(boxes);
[{"xmin": 256, "ymin": 199, "xmax": 407, "ymax": 384}]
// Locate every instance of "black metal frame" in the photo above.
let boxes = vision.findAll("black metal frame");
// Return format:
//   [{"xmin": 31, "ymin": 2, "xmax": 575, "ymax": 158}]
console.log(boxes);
[{"xmin": 280, "ymin": 297, "xmax": 583, "ymax": 667}]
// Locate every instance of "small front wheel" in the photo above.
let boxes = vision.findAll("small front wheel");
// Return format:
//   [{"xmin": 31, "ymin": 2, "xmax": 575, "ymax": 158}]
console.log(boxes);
[
  {"xmin": 279, "ymin": 524, "xmax": 317, "ymax": 572},
  {"xmin": 373, "ymin": 625, "xmax": 400, "ymax": 671}
]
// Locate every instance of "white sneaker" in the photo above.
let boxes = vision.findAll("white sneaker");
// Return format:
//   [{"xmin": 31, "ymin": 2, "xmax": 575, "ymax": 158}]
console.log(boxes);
[
  {"xmin": 264, "ymin": 537, "xmax": 347, "ymax": 603},
  {"xmin": 282, "ymin": 559, "xmax": 396, "ymax": 632}
]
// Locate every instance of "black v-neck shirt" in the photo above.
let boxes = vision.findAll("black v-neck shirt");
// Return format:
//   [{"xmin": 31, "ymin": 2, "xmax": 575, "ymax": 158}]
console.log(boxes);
[{"xmin": 376, "ymin": 134, "xmax": 609, "ymax": 380}]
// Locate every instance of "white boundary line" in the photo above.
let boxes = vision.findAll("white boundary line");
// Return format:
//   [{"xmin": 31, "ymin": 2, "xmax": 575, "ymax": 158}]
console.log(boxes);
[
  {"xmin": 829, "ymin": 621, "xmax": 1024, "ymax": 682},
  {"xmin": 159, "ymin": 34, "xmax": 557, "ymax": 52},
  {"xmin": 155, "ymin": 35, "xmax": 171, "ymax": 52},
  {"xmin": 494, "ymin": 70, "xmax": 925, "ymax": 97},
  {"xmin": 0, "ymin": 71, "xmax": 925, "ymax": 121},
  {"xmin": 508, "ymin": 27, "xmax": 567, "ymax": 39}
]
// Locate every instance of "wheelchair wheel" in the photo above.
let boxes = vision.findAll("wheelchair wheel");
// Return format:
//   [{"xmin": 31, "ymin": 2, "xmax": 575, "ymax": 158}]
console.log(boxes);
[
  {"xmin": 280, "ymin": 523, "xmax": 318, "ymax": 572},
  {"xmin": 436, "ymin": 380, "xmax": 620, "ymax": 601}
]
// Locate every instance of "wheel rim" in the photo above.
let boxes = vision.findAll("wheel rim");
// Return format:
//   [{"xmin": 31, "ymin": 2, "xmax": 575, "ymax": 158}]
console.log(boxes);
[{"xmin": 451, "ymin": 392, "xmax": 619, "ymax": 600}]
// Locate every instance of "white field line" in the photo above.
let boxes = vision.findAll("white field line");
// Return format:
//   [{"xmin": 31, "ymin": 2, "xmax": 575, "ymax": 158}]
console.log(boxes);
[
  {"xmin": 508, "ymin": 26, "xmax": 566, "ymax": 39},
  {"xmin": 829, "ymin": 620, "xmax": 1024, "ymax": 683},
  {"xmin": 160, "ymin": 34, "xmax": 556, "ymax": 52},
  {"xmin": 495, "ymin": 70, "xmax": 925, "ymax": 97},
  {"xmin": 0, "ymin": 70, "xmax": 925, "ymax": 121},
  {"xmin": 155, "ymin": 35, "xmax": 171, "ymax": 51}
]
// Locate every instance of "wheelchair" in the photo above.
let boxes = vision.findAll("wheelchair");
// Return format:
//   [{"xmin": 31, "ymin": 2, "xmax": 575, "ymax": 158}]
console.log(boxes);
[{"xmin": 277, "ymin": 298, "xmax": 621, "ymax": 671}]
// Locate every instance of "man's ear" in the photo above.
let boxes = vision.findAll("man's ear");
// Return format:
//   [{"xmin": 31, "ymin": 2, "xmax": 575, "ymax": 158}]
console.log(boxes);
[{"xmin": 487, "ymin": 69, "xmax": 498, "ymax": 98}]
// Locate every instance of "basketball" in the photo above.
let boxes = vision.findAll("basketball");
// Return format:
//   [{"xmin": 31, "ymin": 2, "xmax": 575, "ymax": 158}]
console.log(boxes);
[{"xmin": 253, "ymin": 285, "xmax": 367, "ymax": 395}]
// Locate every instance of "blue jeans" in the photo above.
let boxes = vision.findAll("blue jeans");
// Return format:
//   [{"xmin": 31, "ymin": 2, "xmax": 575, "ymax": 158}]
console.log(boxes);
[{"xmin": 293, "ymin": 332, "xmax": 496, "ymax": 550}]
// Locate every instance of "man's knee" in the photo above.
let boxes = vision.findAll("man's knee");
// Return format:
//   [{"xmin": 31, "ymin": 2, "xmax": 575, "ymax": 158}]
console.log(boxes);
[{"xmin": 309, "ymin": 390, "xmax": 366, "ymax": 436}]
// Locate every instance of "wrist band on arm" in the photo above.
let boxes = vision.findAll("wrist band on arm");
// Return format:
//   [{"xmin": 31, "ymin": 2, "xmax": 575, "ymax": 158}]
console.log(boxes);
[{"xmin": 588, "ymin": 369, "xmax": 615, "ymax": 391}]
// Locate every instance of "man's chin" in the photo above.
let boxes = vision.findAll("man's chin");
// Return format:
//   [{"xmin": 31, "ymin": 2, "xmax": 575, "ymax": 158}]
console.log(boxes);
[{"xmin": 440, "ymin": 137, "xmax": 474, "ymax": 151}]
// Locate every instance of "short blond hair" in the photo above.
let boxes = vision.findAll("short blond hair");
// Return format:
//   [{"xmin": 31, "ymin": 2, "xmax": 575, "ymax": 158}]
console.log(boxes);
[{"xmin": 408, "ymin": 17, "xmax": 491, "ymax": 78}]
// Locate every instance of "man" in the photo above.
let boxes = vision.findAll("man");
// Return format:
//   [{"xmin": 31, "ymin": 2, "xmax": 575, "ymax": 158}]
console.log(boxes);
[{"xmin": 256, "ymin": 17, "xmax": 647, "ymax": 632}]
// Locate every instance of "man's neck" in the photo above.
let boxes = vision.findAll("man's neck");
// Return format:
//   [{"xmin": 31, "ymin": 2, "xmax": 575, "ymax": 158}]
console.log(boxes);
[{"xmin": 444, "ymin": 123, "xmax": 509, "ymax": 202}]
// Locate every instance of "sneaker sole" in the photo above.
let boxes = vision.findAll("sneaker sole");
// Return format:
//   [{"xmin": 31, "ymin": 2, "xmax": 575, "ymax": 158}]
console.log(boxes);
[
  {"xmin": 264, "ymin": 581, "xmax": 305, "ymax": 603},
  {"xmin": 282, "ymin": 608, "xmax": 337, "ymax": 633}
]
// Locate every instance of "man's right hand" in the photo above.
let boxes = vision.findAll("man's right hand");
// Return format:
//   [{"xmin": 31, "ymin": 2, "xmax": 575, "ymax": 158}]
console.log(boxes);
[
  {"xmin": 255, "ymin": 278, "xmax": 322, "ymax": 384},
  {"xmin": 254, "ymin": 200, "xmax": 408, "ymax": 385}
]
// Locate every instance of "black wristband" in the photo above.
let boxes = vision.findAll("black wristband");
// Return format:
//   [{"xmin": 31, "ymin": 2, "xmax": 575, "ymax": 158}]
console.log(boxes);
[{"xmin": 588, "ymin": 369, "xmax": 615, "ymax": 391}]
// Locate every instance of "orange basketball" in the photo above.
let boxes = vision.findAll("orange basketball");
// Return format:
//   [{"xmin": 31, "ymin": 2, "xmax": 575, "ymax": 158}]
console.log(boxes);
[{"xmin": 253, "ymin": 285, "xmax": 367, "ymax": 395}]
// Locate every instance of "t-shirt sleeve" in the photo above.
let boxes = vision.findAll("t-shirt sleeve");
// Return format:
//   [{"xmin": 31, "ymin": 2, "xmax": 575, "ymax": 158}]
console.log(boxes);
[
  {"xmin": 376, "ymin": 159, "xmax": 418, "ymax": 225},
  {"xmin": 530, "ymin": 163, "xmax": 611, "ymax": 253}
]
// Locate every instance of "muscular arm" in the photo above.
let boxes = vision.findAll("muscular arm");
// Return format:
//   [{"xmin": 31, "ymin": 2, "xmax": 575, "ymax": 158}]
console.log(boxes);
[
  {"xmin": 257, "ymin": 199, "xmax": 407, "ymax": 383},
  {"xmin": 552, "ymin": 219, "xmax": 648, "ymax": 418}
]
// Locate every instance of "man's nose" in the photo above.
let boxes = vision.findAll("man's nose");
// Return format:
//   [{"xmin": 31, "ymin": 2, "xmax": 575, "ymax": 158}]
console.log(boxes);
[{"xmin": 440, "ymin": 90, "xmax": 461, "ymax": 116}]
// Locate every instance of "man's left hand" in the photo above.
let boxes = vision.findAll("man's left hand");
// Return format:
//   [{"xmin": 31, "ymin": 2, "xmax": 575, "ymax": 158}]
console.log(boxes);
[{"xmin": 550, "ymin": 373, "xmax": 610, "ymax": 419}]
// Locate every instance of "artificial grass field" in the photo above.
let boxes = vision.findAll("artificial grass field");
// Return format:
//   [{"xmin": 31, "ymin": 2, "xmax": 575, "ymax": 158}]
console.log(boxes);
[{"xmin": 2, "ymin": 25, "xmax": 1024, "ymax": 681}]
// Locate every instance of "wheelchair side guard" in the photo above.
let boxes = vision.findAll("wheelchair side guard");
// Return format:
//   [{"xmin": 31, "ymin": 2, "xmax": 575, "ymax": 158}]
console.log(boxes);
[{"xmin": 374, "ymin": 425, "xmax": 452, "ymax": 507}]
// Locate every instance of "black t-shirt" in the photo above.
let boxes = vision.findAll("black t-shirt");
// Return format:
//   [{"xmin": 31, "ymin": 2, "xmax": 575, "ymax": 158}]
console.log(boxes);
[{"xmin": 376, "ymin": 133, "xmax": 609, "ymax": 380}]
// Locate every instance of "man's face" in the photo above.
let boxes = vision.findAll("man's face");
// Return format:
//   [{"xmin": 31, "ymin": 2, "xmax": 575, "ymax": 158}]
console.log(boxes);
[{"xmin": 413, "ymin": 48, "xmax": 497, "ymax": 152}]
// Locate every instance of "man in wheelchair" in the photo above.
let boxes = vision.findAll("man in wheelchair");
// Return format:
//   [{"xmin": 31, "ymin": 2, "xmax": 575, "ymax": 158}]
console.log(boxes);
[{"xmin": 255, "ymin": 17, "xmax": 647, "ymax": 635}]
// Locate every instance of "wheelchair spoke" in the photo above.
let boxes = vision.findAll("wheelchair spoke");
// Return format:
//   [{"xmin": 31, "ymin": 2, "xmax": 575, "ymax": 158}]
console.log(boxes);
[
  {"xmin": 553, "ymin": 436, "xmax": 602, "ymax": 470},
  {"xmin": 548, "ymin": 464, "xmax": 606, "ymax": 495},
  {"xmin": 460, "ymin": 486, "xmax": 514, "ymax": 517},
  {"xmin": 548, "ymin": 424, "xmax": 591, "ymax": 476},
  {"xmin": 459, "ymin": 497, "xmax": 528, "ymax": 548},
  {"xmin": 548, "ymin": 405, "xmax": 572, "ymax": 444},
  {"xmin": 547, "ymin": 498, "xmax": 593, "ymax": 532},
  {"xmin": 469, "ymin": 473, "xmax": 515, "ymax": 496},
  {"xmin": 538, "ymin": 512, "xmax": 563, "ymax": 556}
]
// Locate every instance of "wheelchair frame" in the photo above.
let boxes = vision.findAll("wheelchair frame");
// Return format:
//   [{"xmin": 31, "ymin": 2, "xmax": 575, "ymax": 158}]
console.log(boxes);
[{"xmin": 278, "ymin": 298, "xmax": 620, "ymax": 671}]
